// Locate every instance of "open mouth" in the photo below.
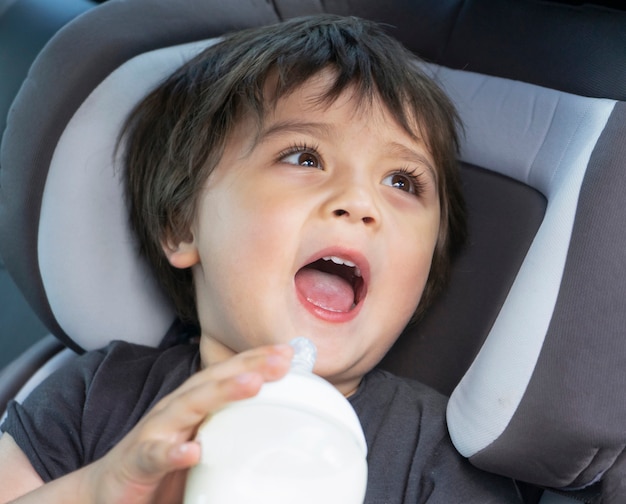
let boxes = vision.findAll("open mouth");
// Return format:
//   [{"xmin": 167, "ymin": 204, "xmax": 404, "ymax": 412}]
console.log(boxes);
[{"xmin": 294, "ymin": 255, "xmax": 366, "ymax": 314}]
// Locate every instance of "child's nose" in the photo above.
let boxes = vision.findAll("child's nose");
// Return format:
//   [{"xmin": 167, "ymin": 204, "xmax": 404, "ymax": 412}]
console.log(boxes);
[{"xmin": 325, "ymin": 184, "xmax": 381, "ymax": 227}]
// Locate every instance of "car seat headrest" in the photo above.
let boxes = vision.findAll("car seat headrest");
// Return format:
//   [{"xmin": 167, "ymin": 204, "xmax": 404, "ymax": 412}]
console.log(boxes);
[
  {"xmin": 436, "ymin": 67, "xmax": 626, "ymax": 489},
  {"xmin": 38, "ymin": 40, "xmax": 221, "ymax": 350},
  {"xmin": 0, "ymin": 0, "xmax": 285, "ymax": 351}
]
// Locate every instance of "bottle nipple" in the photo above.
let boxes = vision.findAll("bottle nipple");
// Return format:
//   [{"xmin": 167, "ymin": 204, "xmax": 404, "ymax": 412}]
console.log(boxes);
[{"xmin": 289, "ymin": 337, "xmax": 317, "ymax": 372}]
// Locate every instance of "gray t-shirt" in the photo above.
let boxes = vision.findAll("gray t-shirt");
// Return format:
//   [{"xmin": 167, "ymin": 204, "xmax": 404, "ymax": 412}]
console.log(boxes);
[{"xmin": 2, "ymin": 341, "xmax": 521, "ymax": 503}]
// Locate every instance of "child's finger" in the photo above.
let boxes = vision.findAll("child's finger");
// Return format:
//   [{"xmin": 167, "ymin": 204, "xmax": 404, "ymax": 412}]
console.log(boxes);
[
  {"xmin": 133, "ymin": 440, "xmax": 201, "ymax": 476},
  {"xmin": 148, "ymin": 370, "xmax": 266, "ymax": 434},
  {"xmin": 204, "ymin": 343, "xmax": 294, "ymax": 381},
  {"xmin": 165, "ymin": 343, "xmax": 293, "ymax": 402}
]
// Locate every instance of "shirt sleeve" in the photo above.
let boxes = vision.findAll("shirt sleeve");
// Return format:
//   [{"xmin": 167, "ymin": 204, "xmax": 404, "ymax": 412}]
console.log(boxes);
[
  {"xmin": 1, "ymin": 341, "xmax": 198, "ymax": 483},
  {"xmin": 1, "ymin": 348, "xmax": 107, "ymax": 482}
]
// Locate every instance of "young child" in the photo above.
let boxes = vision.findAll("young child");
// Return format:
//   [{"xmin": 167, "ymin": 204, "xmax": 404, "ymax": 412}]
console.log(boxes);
[{"xmin": 0, "ymin": 15, "xmax": 522, "ymax": 503}]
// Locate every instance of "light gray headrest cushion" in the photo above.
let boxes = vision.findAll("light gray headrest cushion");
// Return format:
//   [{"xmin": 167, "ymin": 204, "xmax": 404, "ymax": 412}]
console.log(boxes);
[{"xmin": 39, "ymin": 40, "xmax": 219, "ymax": 350}]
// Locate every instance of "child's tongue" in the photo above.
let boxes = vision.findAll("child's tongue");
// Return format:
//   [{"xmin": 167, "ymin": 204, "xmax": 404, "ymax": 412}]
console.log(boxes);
[{"xmin": 295, "ymin": 267, "xmax": 354, "ymax": 313}]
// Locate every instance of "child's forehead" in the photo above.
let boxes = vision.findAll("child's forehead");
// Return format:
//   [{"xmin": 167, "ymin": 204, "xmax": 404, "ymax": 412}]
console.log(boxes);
[
  {"xmin": 261, "ymin": 69, "xmax": 421, "ymax": 136},
  {"xmin": 267, "ymin": 80, "xmax": 432, "ymax": 154}
]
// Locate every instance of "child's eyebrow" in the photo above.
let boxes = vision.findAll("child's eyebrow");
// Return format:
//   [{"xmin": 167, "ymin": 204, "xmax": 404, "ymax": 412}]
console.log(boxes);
[
  {"xmin": 385, "ymin": 141, "xmax": 438, "ymax": 184},
  {"xmin": 254, "ymin": 120, "xmax": 334, "ymax": 146}
]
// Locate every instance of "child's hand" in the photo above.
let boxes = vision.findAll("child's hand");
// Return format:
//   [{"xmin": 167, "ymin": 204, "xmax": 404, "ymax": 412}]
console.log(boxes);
[{"xmin": 84, "ymin": 343, "xmax": 293, "ymax": 504}]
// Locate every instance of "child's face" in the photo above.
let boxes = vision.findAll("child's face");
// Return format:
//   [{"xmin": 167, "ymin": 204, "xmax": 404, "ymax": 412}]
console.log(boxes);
[{"xmin": 167, "ymin": 71, "xmax": 441, "ymax": 395}]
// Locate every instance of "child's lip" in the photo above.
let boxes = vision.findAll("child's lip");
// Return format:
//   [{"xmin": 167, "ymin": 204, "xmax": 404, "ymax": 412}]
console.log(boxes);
[{"xmin": 294, "ymin": 247, "xmax": 370, "ymax": 323}]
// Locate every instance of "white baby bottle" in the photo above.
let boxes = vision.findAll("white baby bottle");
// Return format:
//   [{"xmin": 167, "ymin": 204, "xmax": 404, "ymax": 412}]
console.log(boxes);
[{"xmin": 184, "ymin": 337, "xmax": 368, "ymax": 504}]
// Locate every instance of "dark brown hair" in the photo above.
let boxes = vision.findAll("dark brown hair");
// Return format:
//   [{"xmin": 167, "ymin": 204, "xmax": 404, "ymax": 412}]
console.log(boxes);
[{"xmin": 121, "ymin": 14, "xmax": 466, "ymax": 327}]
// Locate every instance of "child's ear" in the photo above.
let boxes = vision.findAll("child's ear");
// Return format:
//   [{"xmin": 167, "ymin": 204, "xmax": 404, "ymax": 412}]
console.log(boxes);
[{"xmin": 161, "ymin": 235, "xmax": 200, "ymax": 269}]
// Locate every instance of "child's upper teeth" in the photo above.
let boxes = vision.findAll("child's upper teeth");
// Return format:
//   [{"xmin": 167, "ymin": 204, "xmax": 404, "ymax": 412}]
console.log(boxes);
[
  {"xmin": 322, "ymin": 256, "xmax": 362, "ymax": 277},
  {"xmin": 323, "ymin": 255, "xmax": 355, "ymax": 267}
]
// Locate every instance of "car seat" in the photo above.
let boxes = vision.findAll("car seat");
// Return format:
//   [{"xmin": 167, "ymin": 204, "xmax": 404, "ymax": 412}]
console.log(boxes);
[
  {"xmin": 0, "ymin": 0, "xmax": 98, "ymax": 371},
  {"xmin": 1, "ymin": 0, "xmax": 626, "ymax": 503}
]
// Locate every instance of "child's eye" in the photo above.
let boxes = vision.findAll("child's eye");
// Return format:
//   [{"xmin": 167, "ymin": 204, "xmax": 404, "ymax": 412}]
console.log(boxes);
[
  {"xmin": 278, "ymin": 144, "xmax": 322, "ymax": 169},
  {"xmin": 382, "ymin": 169, "xmax": 425, "ymax": 196}
]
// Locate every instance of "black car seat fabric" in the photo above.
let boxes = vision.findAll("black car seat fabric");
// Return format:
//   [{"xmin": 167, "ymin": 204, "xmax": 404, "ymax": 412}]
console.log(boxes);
[{"xmin": 1, "ymin": 0, "xmax": 626, "ymax": 502}]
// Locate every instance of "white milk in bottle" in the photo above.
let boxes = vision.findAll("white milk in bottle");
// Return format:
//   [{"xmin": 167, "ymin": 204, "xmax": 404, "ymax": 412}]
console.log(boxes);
[{"xmin": 184, "ymin": 337, "xmax": 368, "ymax": 504}]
